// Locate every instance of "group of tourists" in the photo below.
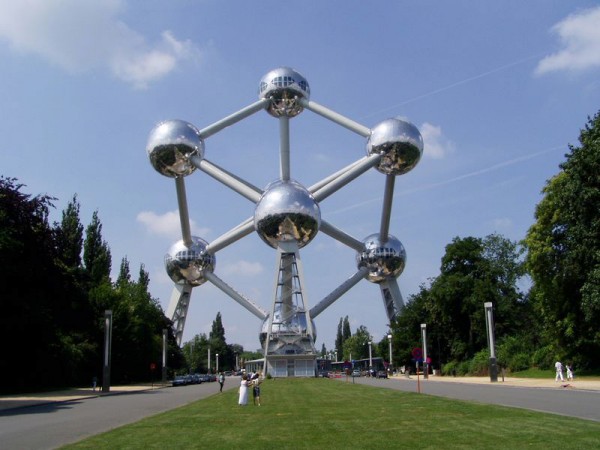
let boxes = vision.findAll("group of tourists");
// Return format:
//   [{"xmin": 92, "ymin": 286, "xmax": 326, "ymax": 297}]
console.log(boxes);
[{"xmin": 238, "ymin": 371, "xmax": 262, "ymax": 406}]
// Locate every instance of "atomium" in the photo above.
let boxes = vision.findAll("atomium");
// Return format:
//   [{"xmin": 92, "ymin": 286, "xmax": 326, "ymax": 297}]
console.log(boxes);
[{"xmin": 147, "ymin": 66, "xmax": 425, "ymax": 377}]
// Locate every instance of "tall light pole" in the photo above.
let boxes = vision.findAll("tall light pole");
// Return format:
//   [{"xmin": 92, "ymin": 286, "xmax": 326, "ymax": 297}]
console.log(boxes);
[
  {"xmin": 368, "ymin": 341, "xmax": 373, "ymax": 371},
  {"xmin": 207, "ymin": 347, "xmax": 211, "ymax": 373},
  {"xmin": 335, "ymin": 350, "xmax": 338, "ymax": 362},
  {"xmin": 421, "ymin": 323, "xmax": 428, "ymax": 379},
  {"xmin": 162, "ymin": 328, "xmax": 167, "ymax": 383},
  {"xmin": 216, "ymin": 353, "xmax": 219, "ymax": 373},
  {"xmin": 102, "ymin": 310, "xmax": 113, "ymax": 393},
  {"xmin": 387, "ymin": 333, "xmax": 393, "ymax": 373},
  {"xmin": 484, "ymin": 302, "xmax": 498, "ymax": 382}
]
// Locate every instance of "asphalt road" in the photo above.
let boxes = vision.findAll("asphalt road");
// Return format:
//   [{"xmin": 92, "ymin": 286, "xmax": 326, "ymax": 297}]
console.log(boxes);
[
  {"xmin": 0, "ymin": 381, "xmax": 236, "ymax": 450},
  {"xmin": 348, "ymin": 376, "xmax": 600, "ymax": 422}
]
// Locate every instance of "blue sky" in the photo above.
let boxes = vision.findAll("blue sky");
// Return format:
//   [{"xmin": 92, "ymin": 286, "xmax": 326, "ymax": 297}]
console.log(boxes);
[{"xmin": 2, "ymin": 1, "xmax": 600, "ymax": 353}]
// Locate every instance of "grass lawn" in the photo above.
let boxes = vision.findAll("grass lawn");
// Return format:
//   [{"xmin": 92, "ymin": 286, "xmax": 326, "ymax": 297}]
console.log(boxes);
[{"xmin": 63, "ymin": 378, "xmax": 600, "ymax": 449}]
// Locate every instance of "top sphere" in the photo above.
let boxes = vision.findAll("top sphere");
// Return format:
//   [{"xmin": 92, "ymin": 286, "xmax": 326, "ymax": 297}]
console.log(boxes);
[
  {"xmin": 147, "ymin": 120, "xmax": 204, "ymax": 178},
  {"xmin": 259, "ymin": 67, "xmax": 310, "ymax": 118},
  {"xmin": 254, "ymin": 179, "xmax": 321, "ymax": 249},
  {"xmin": 367, "ymin": 118, "xmax": 423, "ymax": 175}
]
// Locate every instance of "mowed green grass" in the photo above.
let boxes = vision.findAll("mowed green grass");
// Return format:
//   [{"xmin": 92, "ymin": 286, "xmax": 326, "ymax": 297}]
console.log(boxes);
[{"xmin": 63, "ymin": 378, "xmax": 600, "ymax": 449}]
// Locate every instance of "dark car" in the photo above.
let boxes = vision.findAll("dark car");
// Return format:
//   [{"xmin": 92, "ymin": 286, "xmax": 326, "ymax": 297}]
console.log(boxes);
[
  {"xmin": 172, "ymin": 375, "xmax": 188, "ymax": 387},
  {"xmin": 376, "ymin": 370, "xmax": 388, "ymax": 379}
]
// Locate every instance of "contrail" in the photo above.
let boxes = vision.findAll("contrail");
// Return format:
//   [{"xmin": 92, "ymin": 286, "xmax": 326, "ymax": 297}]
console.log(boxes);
[
  {"xmin": 329, "ymin": 145, "xmax": 564, "ymax": 216},
  {"xmin": 362, "ymin": 53, "xmax": 545, "ymax": 120}
]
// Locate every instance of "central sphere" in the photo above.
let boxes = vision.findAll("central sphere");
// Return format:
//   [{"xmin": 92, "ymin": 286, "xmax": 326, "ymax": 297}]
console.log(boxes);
[
  {"xmin": 165, "ymin": 236, "xmax": 215, "ymax": 286},
  {"xmin": 259, "ymin": 67, "xmax": 310, "ymax": 118},
  {"xmin": 254, "ymin": 179, "xmax": 320, "ymax": 249},
  {"xmin": 357, "ymin": 233, "xmax": 406, "ymax": 283}
]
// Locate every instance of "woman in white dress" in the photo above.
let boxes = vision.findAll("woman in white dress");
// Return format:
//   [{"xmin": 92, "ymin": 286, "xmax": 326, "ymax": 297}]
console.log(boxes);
[{"xmin": 238, "ymin": 374, "xmax": 249, "ymax": 406}]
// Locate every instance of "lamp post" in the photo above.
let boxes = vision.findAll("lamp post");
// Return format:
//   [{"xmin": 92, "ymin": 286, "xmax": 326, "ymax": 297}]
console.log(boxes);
[
  {"xmin": 216, "ymin": 353, "xmax": 219, "ymax": 374},
  {"xmin": 207, "ymin": 347, "xmax": 211, "ymax": 373},
  {"xmin": 421, "ymin": 323, "xmax": 428, "ymax": 379},
  {"xmin": 335, "ymin": 350, "xmax": 338, "ymax": 362},
  {"xmin": 387, "ymin": 333, "xmax": 393, "ymax": 373},
  {"xmin": 102, "ymin": 310, "xmax": 113, "ymax": 393},
  {"xmin": 368, "ymin": 341, "xmax": 373, "ymax": 372},
  {"xmin": 484, "ymin": 302, "xmax": 498, "ymax": 382},
  {"xmin": 162, "ymin": 328, "xmax": 167, "ymax": 383}
]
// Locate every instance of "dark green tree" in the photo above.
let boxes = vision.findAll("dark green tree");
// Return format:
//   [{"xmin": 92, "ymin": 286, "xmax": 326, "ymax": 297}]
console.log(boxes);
[
  {"xmin": 524, "ymin": 111, "xmax": 600, "ymax": 369},
  {"xmin": 83, "ymin": 211, "xmax": 112, "ymax": 286}
]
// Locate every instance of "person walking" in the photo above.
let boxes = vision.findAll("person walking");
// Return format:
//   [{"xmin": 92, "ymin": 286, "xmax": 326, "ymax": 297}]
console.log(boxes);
[
  {"xmin": 238, "ymin": 374, "xmax": 249, "ymax": 406},
  {"xmin": 566, "ymin": 364, "xmax": 574, "ymax": 381},
  {"xmin": 555, "ymin": 361, "xmax": 564, "ymax": 382},
  {"xmin": 218, "ymin": 372, "xmax": 225, "ymax": 393}
]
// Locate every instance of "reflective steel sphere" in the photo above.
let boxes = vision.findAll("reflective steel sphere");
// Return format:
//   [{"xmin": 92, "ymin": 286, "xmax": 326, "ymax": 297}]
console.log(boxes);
[
  {"xmin": 254, "ymin": 179, "xmax": 321, "ymax": 249},
  {"xmin": 165, "ymin": 236, "xmax": 215, "ymax": 286},
  {"xmin": 367, "ymin": 118, "xmax": 423, "ymax": 175},
  {"xmin": 259, "ymin": 67, "xmax": 310, "ymax": 118},
  {"xmin": 357, "ymin": 233, "xmax": 406, "ymax": 283},
  {"xmin": 259, "ymin": 307, "xmax": 317, "ymax": 347},
  {"xmin": 147, "ymin": 120, "xmax": 204, "ymax": 178}
]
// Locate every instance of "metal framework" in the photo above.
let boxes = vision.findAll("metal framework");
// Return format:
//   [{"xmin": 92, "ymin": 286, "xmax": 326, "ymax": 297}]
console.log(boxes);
[{"xmin": 146, "ymin": 67, "xmax": 424, "ymax": 377}]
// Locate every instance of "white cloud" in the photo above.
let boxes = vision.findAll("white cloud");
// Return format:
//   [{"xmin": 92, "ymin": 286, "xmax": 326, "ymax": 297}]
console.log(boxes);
[
  {"xmin": 220, "ymin": 260, "xmax": 264, "ymax": 277},
  {"xmin": 535, "ymin": 6, "xmax": 600, "ymax": 75},
  {"xmin": 0, "ymin": 0, "xmax": 201, "ymax": 88},
  {"xmin": 420, "ymin": 122, "xmax": 454, "ymax": 159},
  {"xmin": 137, "ymin": 210, "xmax": 210, "ymax": 239}
]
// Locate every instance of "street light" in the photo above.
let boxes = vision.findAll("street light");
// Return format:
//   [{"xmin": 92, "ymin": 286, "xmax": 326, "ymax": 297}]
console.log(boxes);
[
  {"xmin": 484, "ymin": 302, "xmax": 498, "ymax": 382},
  {"xmin": 421, "ymin": 324, "xmax": 428, "ymax": 379},
  {"xmin": 368, "ymin": 341, "xmax": 373, "ymax": 371},
  {"xmin": 216, "ymin": 353, "xmax": 219, "ymax": 374},
  {"xmin": 387, "ymin": 334, "xmax": 393, "ymax": 373}
]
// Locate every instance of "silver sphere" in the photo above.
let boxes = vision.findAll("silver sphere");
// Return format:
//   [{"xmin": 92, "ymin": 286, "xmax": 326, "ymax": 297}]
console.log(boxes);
[
  {"xmin": 357, "ymin": 233, "xmax": 406, "ymax": 283},
  {"xmin": 254, "ymin": 179, "xmax": 321, "ymax": 249},
  {"xmin": 147, "ymin": 120, "xmax": 204, "ymax": 178},
  {"xmin": 259, "ymin": 308, "xmax": 317, "ymax": 347},
  {"xmin": 259, "ymin": 67, "xmax": 310, "ymax": 118},
  {"xmin": 165, "ymin": 236, "xmax": 215, "ymax": 286},
  {"xmin": 367, "ymin": 118, "xmax": 423, "ymax": 175}
]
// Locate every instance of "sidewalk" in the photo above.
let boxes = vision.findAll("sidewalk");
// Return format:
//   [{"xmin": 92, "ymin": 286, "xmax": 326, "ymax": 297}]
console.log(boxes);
[
  {"xmin": 390, "ymin": 374, "xmax": 600, "ymax": 391},
  {"xmin": 0, "ymin": 383, "xmax": 168, "ymax": 412}
]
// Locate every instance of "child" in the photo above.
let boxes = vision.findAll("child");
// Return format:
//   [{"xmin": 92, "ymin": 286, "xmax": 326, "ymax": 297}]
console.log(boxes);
[{"xmin": 252, "ymin": 373, "xmax": 262, "ymax": 406}]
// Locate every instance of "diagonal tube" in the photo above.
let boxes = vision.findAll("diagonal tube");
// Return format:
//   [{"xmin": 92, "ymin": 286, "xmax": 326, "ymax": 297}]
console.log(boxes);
[
  {"xmin": 204, "ymin": 271, "xmax": 268, "ymax": 320},
  {"xmin": 312, "ymin": 153, "xmax": 382, "ymax": 202},
  {"xmin": 310, "ymin": 267, "xmax": 369, "ymax": 318},
  {"xmin": 191, "ymin": 156, "xmax": 263, "ymax": 203},
  {"xmin": 299, "ymin": 98, "xmax": 371, "ymax": 137},
  {"xmin": 199, "ymin": 98, "xmax": 270, "ymax": 139},
  {"xmin": 379, "ymin": 175, "xmax": 395, "ymax": 242}
]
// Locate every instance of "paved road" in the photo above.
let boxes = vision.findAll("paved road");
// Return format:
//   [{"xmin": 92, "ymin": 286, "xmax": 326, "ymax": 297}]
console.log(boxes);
[
  {"xmin": 347, "ymin": 376, "xmax": 600, "ymax": 422},
  {"xmin": 0, "ymin": 381, "xmax": 236, "ymax": 450}
]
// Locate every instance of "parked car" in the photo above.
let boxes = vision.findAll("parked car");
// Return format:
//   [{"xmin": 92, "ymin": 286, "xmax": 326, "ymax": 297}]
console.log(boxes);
[
  {"xmin": 376, "ymin": 370, "xmax": 388, "ymax": 379},
  {"xmin": 352, "ymin": 369, "xmax": 361, "ymax": 377},
  {"xmin": 172, "ymin": 375, "xmax": 188, "ymax": 387},
  {"xmin": 190, "ymin": 373, "xmax": 202, "ymax": 384}
]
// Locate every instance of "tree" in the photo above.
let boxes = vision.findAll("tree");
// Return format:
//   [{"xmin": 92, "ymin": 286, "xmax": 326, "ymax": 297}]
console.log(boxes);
[
  {"xmin": 524, "ymin": 111, "xmax": 600, "ymax": 368},
  {"xmin": 342, "ymin": 325, "xmax": 372, "ymax": 361},
  {"xmin": 55, "ymin": 194, "xmax": 84, "ymax": 269},
  {"xmin": 83, "ymin": 211, "xmax": 112, "ymax": 286},
  {"xmin": 335, "ymin": 317, "xmax": 343, "ymax": 358}
]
